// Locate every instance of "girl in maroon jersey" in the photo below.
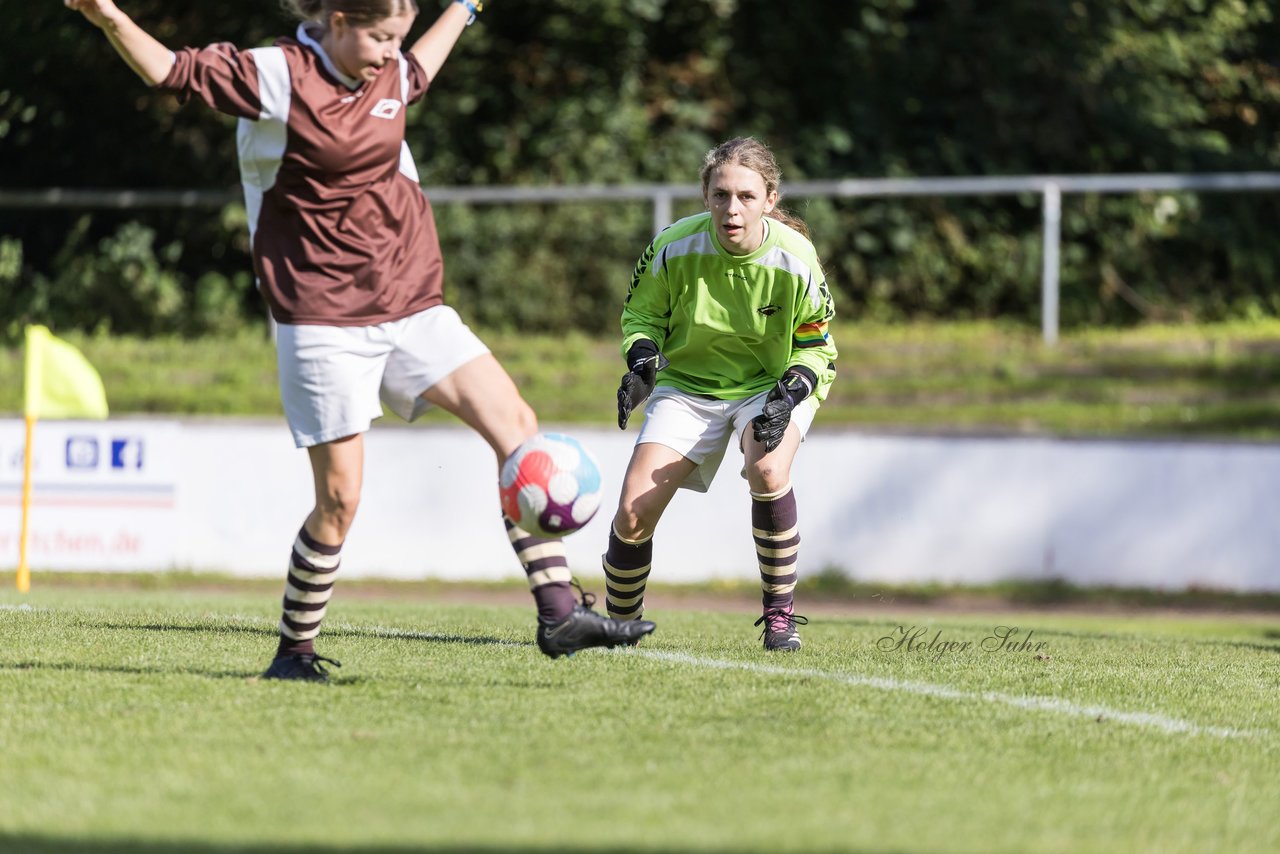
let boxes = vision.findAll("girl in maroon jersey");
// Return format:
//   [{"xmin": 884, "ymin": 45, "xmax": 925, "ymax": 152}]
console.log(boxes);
[{"xmin": 66, "ymin": 0, "xmax": 654, "ymax": 678}]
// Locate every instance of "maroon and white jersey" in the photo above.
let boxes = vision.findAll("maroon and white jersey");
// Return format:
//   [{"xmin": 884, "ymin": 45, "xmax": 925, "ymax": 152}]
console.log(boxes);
[{"xmin": 159, "ymin": 25, "xmax": 443, "ymax": 326}]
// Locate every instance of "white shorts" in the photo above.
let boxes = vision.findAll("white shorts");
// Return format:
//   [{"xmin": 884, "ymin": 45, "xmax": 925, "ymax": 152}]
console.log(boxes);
[
  {"xmin": 276, "ymin": 305, "xmax": 490, "ymax": 448},
  {"xmin": 635, "ymin": 385, "xmax": 817, "ymax": 492}
]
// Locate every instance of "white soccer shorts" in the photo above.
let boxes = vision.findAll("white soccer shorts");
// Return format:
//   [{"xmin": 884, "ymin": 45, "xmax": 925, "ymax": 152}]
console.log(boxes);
[
  {"xmin": 634, "ymin": 385, "xmax": 817, "ymax": 492},
  {"xmin": 276, "ymin": 305, "xmax": 490, "ymax": 448}
]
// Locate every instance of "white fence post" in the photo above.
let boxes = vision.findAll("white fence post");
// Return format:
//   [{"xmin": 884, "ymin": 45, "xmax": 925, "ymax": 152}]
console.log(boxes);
[
  {"xmin": 1041, "ymin": 182, "xmax": 1062, "ymax": 346},
  {"xmin": 652, "ymin": 189, "xmax": 673, "ymax": 238}
]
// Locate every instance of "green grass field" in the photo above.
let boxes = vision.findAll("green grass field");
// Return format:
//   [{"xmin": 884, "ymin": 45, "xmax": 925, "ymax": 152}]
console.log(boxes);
[
  {"xmin": 2, "ymin": 583, "xmax": 1276, "ymax": 853},
  {"xmin": 2, "ymin": 320, "xmax": 1278, "ymax": 850}
]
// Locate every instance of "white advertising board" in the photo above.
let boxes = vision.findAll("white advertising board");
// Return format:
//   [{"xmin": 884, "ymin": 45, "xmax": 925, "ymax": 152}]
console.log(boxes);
[
  {"xmin": 3, "ymin": 419, "xmax": 1279, "ymax": 592},
  {"xmin": 0, "ymin": 420, "xmax": 180, "ymax": 570}
]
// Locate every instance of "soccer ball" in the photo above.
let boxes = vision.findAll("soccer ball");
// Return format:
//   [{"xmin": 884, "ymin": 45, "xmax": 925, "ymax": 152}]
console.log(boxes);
[{"xmin": 499, "ymin": 432, "xmax": 603, "ymax": 538}]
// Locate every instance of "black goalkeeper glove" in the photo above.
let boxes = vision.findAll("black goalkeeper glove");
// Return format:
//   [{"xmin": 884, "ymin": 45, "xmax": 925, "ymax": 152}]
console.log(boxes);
[
  {"xmin": 751, "ymin": 366, "xmax": 818, "ymax": 453},
  {"xmin": 617, "ymin": 339, "xmax": 669, "ymax": 429}
]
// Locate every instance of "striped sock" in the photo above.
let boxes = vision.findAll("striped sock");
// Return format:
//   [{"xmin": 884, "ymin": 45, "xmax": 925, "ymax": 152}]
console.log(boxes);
[
  {"xmin": 603, "ymin": 527, "xmax": 652, "ymax": 620},
  {"xmin": 276, "ymin": 526, "xmax": 341, "ymax": 658},
  {"xmin": 504, "ymin": 516, "xmax": 575, "ymax": 622},
  {"xmin": 752, "ymin": 484, "xmax": 799, "ymax": 614}
]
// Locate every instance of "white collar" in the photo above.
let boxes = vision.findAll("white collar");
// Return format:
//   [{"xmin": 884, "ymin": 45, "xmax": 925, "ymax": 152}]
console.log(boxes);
[{"xmin": 296, "ymin": 22, "xmax": 361, "ymax": 90}]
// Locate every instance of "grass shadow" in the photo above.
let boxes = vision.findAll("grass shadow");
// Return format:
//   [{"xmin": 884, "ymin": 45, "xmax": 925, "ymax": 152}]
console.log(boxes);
[
  {"xmin": 0, "ymin": 661, "xmax": 257, "ymax": 680},
  {"xmin": 0, "ymin": 660, "xmax": 390, "ymax": 685},
  {"xmin": 100, "ymin": 622, "xmax": 277, "ymax": 637},
  {"xmin": 324, "ymin": 626, "xmax": 524, "ymax": 647},
  {"xmin": 98, "ymin": 620, "xmax": 525, "ymax": 648}
]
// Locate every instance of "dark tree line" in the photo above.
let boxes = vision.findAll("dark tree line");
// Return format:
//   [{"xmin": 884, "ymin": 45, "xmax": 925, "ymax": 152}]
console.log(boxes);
[{"xmin": 2, "ymin": 0, "xmax": 1278, "ymax": 339}]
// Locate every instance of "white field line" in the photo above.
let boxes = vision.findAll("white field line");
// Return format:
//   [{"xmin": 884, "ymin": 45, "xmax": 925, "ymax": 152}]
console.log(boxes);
[
  {"xmin": 638, "ymin": 649, "xmax": 1264, "ymax": 741},
  {"xmin": 327, "ymin": 619, "xmax": 1264, "ymax": 740},
  {"xmin": 4, "ymin": 607, "xmax": 1264, "ymax": 739}
]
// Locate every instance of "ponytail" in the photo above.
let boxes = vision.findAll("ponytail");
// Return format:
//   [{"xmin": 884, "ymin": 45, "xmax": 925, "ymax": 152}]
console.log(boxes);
[
  {"xmin": 766, "ymin": 207, "xmax": 811, "ymax": 240},
  {"xmin": 281, "ymin": 0, "xmax": 325, "ymax": 21}
]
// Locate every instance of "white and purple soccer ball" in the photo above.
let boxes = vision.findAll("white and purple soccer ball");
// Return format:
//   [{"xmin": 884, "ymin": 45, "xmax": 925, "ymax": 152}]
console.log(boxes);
[{"xmin": 499, "ymin": 432, "xmax": 602, "ymax": 539}]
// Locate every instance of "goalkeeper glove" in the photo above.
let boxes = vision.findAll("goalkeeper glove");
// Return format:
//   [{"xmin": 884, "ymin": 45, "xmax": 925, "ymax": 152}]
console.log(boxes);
[
  {"xmin": 617, "ymin": 339, "xmax": 669, "ymax": 429},
  {"xmin": 751, "ymin": 366, "xmax": 818, "ymax": 453}
]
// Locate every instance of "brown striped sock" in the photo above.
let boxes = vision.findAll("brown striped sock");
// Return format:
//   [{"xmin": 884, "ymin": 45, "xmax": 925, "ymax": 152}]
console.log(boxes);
[
  {"xmin": 603, "ymin": 527, "xmax": 652, "ymax": 620},
  {"xmin": 752, "ymin": 484, "xmax": 799, "ymax": 615},
  {"xmin": 276, "ymin": 526, "xmax": 341, "ymax": 658},
  {"xmin": 504, "ymin": 516, "xmax": 575, "ymax": 622}
]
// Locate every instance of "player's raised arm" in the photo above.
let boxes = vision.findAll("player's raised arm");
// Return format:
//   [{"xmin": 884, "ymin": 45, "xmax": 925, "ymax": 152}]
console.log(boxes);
[
  {"xmin": 65, "ymin": 0, "xmax": 175, "ymax": 86},
  {"xmin": 407, "ymin": 0, "xmax": 479, "ymax": 82}
]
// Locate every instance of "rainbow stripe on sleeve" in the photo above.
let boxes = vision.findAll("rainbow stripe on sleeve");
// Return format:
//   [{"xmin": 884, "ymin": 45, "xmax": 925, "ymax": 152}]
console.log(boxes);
[{"xmin": 793, "ymin": 321, "xmax": 830, "ymax": 349}]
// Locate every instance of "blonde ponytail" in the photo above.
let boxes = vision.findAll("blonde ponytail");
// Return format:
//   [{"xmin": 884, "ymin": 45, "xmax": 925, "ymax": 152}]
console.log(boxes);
[{"xmin": 766, "ymin": 207, "xmax": 810, "ymax": 240}]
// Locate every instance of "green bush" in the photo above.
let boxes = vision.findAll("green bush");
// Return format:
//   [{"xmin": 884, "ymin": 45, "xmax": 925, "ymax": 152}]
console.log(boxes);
[{"xmin": 3, "ymin": 0, "xmax": 1277, "ymax": 337}]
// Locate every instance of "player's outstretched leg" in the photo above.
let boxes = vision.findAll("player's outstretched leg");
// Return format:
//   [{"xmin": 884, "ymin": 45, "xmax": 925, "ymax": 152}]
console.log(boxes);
[
  {"xmin": 262, "ymin": 526, "xmax": 343, "ymax": 682},
  {"xmin": 751, "ymin": 484, "xmax": 807, "ymax": 651},
  {"xmin": 536, "ymin": 581, "xmax": 656, "ymax": 659}
]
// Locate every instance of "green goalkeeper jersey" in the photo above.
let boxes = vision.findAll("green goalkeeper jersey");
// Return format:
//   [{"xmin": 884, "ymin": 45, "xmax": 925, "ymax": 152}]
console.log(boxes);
[{"xmin": 622, "ymin": 212, "xmax": 837, "ymax": 402}]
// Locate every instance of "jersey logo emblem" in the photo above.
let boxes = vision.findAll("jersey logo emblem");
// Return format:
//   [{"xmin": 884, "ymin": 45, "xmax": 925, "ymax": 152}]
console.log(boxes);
[
  {"xmin": 370, "ymin": 98, "xmax": 403, "ymax": 119},
  {"xmin": 757, "ymin": 304, "xmax": 782, "ymax": 317}
]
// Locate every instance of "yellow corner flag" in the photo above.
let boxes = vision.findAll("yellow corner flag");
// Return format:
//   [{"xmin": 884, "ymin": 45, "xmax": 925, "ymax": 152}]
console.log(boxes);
[
  {"xmin": 24, "ymin": 325, "xmax": 109, "ymax": 420},
  {"xmin": 18, "ymin": 325, "xmax": 109, "ymax": 592}
]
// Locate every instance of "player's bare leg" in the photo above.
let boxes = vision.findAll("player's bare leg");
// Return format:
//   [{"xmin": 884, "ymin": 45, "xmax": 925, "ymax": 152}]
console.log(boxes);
[
  {"xmin": 306, "ymin": 433, "xmax": 365, "ymax": 543},
  {"xmin": 743, "ymin": 424, "xmax": 808, "ymax": 651},
  {"xmin": 422, "ymin": 356, "xmax": 655, "ymax": 654},
  {"xmin": 604, "ymin": 442, "xmax": 696, "ymax": 621},
  {"xmin": 419, "ymin": 354, "xmax": 574, "ymax": 616},
  {"xmin": 263, "ymin": 433, "xmax": 363, "ymax": 682},
  {"xmin": 421, "ymin": 353, "xmax": 537, "ymax": 461}
]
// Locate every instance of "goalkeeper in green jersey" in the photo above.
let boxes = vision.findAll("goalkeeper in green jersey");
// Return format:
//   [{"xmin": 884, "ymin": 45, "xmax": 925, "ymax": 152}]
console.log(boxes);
[{"xmin": 603, "ymin": 137, "xmax": 837, "ymax": 651}]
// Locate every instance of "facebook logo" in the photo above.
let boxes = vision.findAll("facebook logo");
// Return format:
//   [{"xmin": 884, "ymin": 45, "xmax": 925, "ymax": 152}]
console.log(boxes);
[
  {"xmin": 111, "ymin": 438, "xmax": 144, "ymax": 470},
  {"xmin": 65, "ymin": 437, "xmax": 100, "ymax": 470}
]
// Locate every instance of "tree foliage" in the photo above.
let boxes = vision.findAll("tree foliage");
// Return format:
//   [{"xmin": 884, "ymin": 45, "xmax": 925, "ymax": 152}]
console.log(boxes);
[{"xmin": 2, "ymin": 0, "xmax": 1278, "ymax": 338}]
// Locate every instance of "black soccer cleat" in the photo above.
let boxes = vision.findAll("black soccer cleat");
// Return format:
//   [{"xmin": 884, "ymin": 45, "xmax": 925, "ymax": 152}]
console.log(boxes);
[
  {"xmin": 754, "ymin": 608, "xmax": 809, "ymax": 652},
  {"xmin": 262, "ymin": 653, "xmax": 342, "ymax": 682},
  {"xmin": 537, "ymin": 585, "xmax": 656, "ymax": 659}
]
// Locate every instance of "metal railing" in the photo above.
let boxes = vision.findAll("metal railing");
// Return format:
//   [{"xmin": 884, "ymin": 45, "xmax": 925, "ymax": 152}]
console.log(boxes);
[{"xmin": 5, "ymin": 172, "xmax": 1279, "ymax": 344}]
